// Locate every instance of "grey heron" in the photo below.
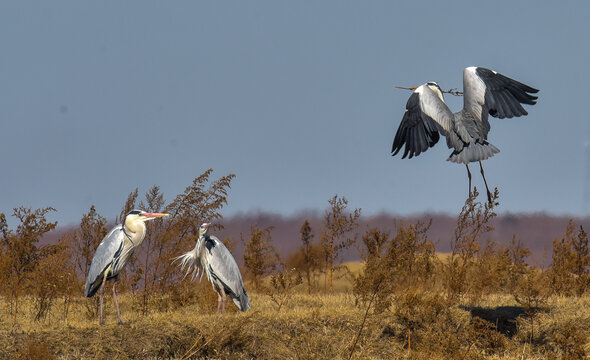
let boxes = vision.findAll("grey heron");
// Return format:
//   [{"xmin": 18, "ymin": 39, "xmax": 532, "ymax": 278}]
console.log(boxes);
[
  {"xmin": 174, "ymin": 222, "xmax": 250, "ymax": 313},
  {"xmin": 84, "ymin": 209, "xmax": 169, "ymax": 325},
  {"xmin": 392, "ymin": 66, "xmax": 539, "ymax": 203}
]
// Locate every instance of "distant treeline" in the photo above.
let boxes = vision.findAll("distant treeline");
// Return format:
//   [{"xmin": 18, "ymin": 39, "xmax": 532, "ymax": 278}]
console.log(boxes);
[
  {"xmin": 44, "ymin": 207, "xmax": 590, "ymax": 268},
  {"xmin": 195, "ymin": 210, "xmax": 590, "ymax": 266}
]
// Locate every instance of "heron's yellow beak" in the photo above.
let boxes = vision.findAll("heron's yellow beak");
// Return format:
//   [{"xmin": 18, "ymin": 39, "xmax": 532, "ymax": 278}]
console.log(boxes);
[
  {"xmin": 395, "ymin": 85, "xmax": 418, "ymax": 91},
  {"xmin": 143, "ymin": 213, "xmax": 169, "ymax": 221}
]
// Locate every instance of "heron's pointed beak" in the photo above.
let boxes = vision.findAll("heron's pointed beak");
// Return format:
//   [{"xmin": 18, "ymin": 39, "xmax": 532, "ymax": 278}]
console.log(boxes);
[
  {"xmin": 395, "ymin": 85, "xmax": 418, "ymax": 91},
  {"xmin": 143, "ymin": 212, "xmax": 169, "ymax": 221}
]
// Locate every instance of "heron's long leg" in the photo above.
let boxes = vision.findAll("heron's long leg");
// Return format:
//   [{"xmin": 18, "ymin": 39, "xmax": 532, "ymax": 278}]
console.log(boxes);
[
  {"xmin": 465, "ymin": 164, "xmax": 472, "ymax": 197},
  {"xmin": 216, "ymin": 293, "xmax": 222, "ymax": 314},
  {"xmin": 479, "ymin": 161, "xmax": 492, "ymax": 204},
  {"xmin": 220, "ymin": 287, "xmax": 227, "ymax": 314},
  {"xmin": 113, "ymin": 282, "xmax": 123, "ymax": 324},
  {"xmin": 99, "ymin": 280, "xmax": 106, "ymax": 326}
]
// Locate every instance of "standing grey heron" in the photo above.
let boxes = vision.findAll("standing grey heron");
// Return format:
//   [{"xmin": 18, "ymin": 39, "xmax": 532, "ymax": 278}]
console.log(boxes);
[
  {"xmin": 174, "ymin": 223, "xmax": 250, "ymax": 313},
  {"xmin": 84, "ymin": 209, "xmax": 169, "ymax": 325},
  {"xmin": 392, "ymin": 66, "xmax": 539, "ymax": 203}
]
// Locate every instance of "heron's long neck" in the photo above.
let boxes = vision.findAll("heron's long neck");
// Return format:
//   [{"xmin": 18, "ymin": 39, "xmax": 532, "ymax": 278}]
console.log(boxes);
[
  {"xmin": 195, "ymin": 234, "xmax": 210, "ymax": 265},
  {"xmin": 436, "ymin": 92, "xmax": 445, "ymax": 103},
  {"xmin": 195, "ymin": 234, "xmax": 206, "ymax": 255},
  {"xmin": 123, "ymin": 220, "xmax": 147, "ymax": 247}
]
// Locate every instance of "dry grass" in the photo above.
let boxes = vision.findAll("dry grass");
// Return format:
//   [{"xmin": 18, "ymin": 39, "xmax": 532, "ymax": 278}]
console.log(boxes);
[{"xmin": 2, "ymin": 285, "xmax": 590, "ymax": 359}]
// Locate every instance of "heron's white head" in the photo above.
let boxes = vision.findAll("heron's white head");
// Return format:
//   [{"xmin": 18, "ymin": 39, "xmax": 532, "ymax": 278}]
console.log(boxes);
[
  {"xmin": 124, "ymin": 210, "xmax": 169, "ymax": 230},
  {"xmin": 425, "ymin": 82, "xmax": 445, "ymax": 102},
  {"xmin": 199, "ymin": 222, "xmax": 211, "ymax": 237},
  {"xmin": 395, "ymin": 82, "xmax": 445, "ymax": 102}
]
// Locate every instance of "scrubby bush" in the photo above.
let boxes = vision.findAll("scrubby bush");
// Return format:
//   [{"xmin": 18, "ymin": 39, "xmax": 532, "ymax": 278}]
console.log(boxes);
[
  {"xmin": 242, "ymin": 224, "xmax": 280, "ymax": 291},
  {"xmin": 549, "ymin": 220, "xmax": 590, "ymax": 296},
  {"xmin": 265, "ymin": 267, "xmax": 303, "ymax": 311},
  {"xmin": 443, "ymin": 188, "xmax": 498, "ymax": 302}
]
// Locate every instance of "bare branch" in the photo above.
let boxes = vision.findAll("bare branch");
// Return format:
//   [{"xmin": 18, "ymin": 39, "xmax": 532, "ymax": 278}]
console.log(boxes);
[
  {"xmin": 442, "ymin": 88, "xmax": 464, "ymax": 96},
  {"xmin": 395, "ymin": 85, "xmax": 464, "ymax": 96}
]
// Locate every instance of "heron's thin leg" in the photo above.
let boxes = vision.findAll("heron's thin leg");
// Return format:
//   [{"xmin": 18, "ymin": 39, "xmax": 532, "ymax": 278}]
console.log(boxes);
[
  {"xmin": 479, "ymin": 161, "xmax": 492, "ymax": 204},
  {"xmin": 216, "ymin": 293, "xmax": 222, "ymax": 314},
  {"xmin": 220, "ymin": 288, "xmax": 227, "ymax": 314},
  {"xmin": 99, "ymin": 280, "xmax": 106, "ymax": 326},
  {"xmin": 113, "ymin": 282, "xmax": 123, "ymax": 324},
  {"xmin": 465, "ymin": 164, "xmax": 472, "ymax": 197}
]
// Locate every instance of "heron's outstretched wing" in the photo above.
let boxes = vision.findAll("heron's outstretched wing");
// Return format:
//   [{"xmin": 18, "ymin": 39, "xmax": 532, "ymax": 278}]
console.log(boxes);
[
  {"xmin": 463, "ymin": 66, "xmax": 539, "ymax": 138},
  {"xmin": 84, "ymin": 226, "xmax": 124, "ymax": 297},
  {"xmin": 204, "ymin": 236, "xmax": 250, "ymax": 311},
  {"xmin": 392, "ymin": 85, "xmax": 455, "ymax": 159}
]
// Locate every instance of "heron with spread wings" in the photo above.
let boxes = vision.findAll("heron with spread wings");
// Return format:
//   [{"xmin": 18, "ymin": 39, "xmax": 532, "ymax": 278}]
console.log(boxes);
[{"xmin": 392, "ymin": 66, "xmax": 539, "ymax": 202}]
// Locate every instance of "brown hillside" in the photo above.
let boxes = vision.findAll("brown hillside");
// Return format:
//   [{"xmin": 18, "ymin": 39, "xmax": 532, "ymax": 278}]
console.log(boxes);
[
  {"xmin": 213, "ymin": 212, "xmax": 590, "ymax": 266},
  {"xmin": 41, "ymin": 212, "xmax": 590, "ymax": 267}
]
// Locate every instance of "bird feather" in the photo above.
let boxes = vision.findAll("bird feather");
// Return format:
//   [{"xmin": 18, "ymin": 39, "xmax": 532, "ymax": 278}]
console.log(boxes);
[{"xmin": 172, "ymin": 248, "xmax": 203, "ymax": 281}]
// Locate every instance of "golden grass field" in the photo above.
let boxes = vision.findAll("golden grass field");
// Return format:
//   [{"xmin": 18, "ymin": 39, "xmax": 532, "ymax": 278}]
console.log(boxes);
[{"xmin": 2, "ymin": 262, "xmax": 590, "ymax": 359}]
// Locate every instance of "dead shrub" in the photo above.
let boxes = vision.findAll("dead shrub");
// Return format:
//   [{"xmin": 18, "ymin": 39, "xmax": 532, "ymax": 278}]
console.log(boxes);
[
  {"xmin": 549, "ymin": 220, "xmax": 590, "ymax": 296},
  {"xmin": 392, "ymin": 289, "xmax": 451, "ymax": 352},
  {"xmin": 466, "ymin": 241, "xmax": 512, "ymax": 304},
  {"xmin": 354, "ymin": 221, "xmax": 435, "ymax": 313},
  {"xmin": 352, "ymin": 222, "xmax": 439, "ymax": 358},
  {"xmin": 265, "ymin": 267, "xmax": 303, "ymax": 311},
  {"xmin": 506, "ymin": 235, "xmax": 532, "ymax": 294},
  {"xmin": 512, "ymin": 268, "xmax": 550, "ymax": 344},
  {"xmin": 320, "ymin": 195, "xmax": 361, "ymax": 294},
  {"xmin": 242, "ymin": 224, "xmax": 280, "ymax": 291},
  {"xmin": 29, "ymin": 241, "xmax": 78, "ymax": 322},
  {"xmin": 286, "ymin": 220, "xmax": 323, "ymax": 294},
  {"xmin": 443, "ymin": 188, "xmax": 498, "ymax": 302}
]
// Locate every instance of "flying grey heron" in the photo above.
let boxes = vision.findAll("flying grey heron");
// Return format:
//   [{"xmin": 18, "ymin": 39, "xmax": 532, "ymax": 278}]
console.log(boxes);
[
  {"xmin": 392, "ymin": 66, "xmax": 539, "ymax": 203},
  {"xmin": 174, "ymin": 222, "xmax": 250, "ymax": 313},
  {"xmin": 84, "ymin": 209, "xmax": 169, "ymax": 325}
]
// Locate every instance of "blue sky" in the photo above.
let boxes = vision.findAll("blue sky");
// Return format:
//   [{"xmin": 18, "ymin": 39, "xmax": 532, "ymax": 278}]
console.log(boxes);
[{"xmin": 1, "ymin": 2, "xmax": 589, "ymax": 225}]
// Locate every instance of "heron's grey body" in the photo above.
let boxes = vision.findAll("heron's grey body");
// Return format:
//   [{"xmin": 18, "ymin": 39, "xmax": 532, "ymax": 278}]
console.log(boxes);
[
  {"xmin": 84, "ymin": 210, "xmax": 168, "ymax": 325},
  {"xmin": 392, "ymin": 66, "xmax": 538, "ymax": 201},
  {"xmin": 175, "ymin": 223, "xmax": 250, "ymax": 313},
  {"xmin": 84, "ymin": 221, "xmax": 146, "ymax": 297}
]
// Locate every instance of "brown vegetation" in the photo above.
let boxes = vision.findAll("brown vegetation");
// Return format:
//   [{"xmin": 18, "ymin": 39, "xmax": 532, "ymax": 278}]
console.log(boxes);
[
  {"xmin": 320, "ymin": 195, "xmax": 361, "ymax": 294},
  {"xmin": 3, "ymin": 181, "xmax": 590, "ymax": 359},
  {"xmin": 242, "ymin": 224, "xmax": 279, "ymax": 291}
]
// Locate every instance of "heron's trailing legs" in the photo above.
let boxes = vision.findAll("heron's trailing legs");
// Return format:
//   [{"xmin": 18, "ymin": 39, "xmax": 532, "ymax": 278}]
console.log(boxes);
[
  {"xmin": 465, "ymin": 164, "xmax": 472, "ymax": 196},
  {"xmin": 113, "ymin": 282, "xmax": 124, "ymax": 324},
  {"xmin": 479, "ymin": 161, "xmax": 492, "ymax": 204},
  {"xmin": 466, "ymin": 163, "xmax": 493, "ymax": 204},
  {"xmin": 217, "ymin": 287, "xmax": 227, "ymax": 314}
]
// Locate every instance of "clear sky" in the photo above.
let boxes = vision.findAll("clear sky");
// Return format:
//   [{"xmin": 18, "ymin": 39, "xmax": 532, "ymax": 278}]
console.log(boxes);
[{"xmin": 1, "ymin": 1, "xmax": 589, "ymax": 226}]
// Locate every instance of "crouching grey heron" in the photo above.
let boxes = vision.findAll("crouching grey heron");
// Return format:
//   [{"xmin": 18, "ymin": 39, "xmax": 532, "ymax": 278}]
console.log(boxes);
[
  {"xmin": 84, "ymin": 210, "xmax": 169, "ymax": 325},
  {"xmin": 392, "ymin": 66, "xmax": 539, "ymax": 203},
  {"xmin": 174, "ymin": 223, "xmax": 250, "ymax": 313}
]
